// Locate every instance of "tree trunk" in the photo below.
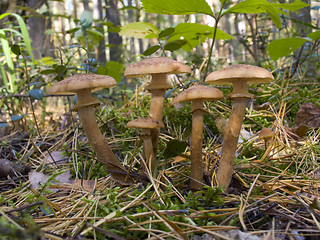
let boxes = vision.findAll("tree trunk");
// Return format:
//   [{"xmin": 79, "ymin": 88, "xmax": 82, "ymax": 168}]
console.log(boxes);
[
  {"xmin": 27, "ymin": 0, "xmax": 54, "ymax": 59},
  {"xmin": 290, "ymin": 0, "xmax": 311, "ymax": 37},
  {"xmin": 105, "ymin": 0, "xmax": 123, "ymax": 62},
  {"xmin": 127, "ymin": 0, "xmax": 136, "ymax": 56},
  {"xmin": 135, "ymin": 0, "xmax": 144, "ymax": 54},
  {"xmin": 94, "ymin": 0, "xmax": 107, "ymax": 63},
  {"xmin": 82, "ymin": 1, "xmax": 90, "ymax": 11}
]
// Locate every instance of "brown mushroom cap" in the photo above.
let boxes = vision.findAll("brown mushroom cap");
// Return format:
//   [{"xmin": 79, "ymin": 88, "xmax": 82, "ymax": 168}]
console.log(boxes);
[
  {"xmin": 171, "ymin": 85, "xmax": 224, "ymax": 105},
  {"xmin": 259, "ymin": 127, "xmax": 274, "ymax": 140},
  {"xmin": 205, "ymin": 64, "xmax": 274, "ymax": 86},
  {"xmin": 48, "ymin": 73, "xmax": 117, "ymax": 95},
  {"xmin": 124, "ymin": 57, "xmax": 192, "ymax": 78},
  {"xmin": 126, "ymin": 118, "xmax": 165, "ymax": 129}
]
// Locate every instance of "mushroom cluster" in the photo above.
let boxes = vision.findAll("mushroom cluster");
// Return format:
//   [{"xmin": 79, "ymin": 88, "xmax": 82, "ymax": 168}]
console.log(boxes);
[
  {"xmin": 48, "ymin": 59, "xmax": 274, "ymax": 191},
  {"xmin": 124, "ymin": 57, "xmax": 191, "ymax": 174}
]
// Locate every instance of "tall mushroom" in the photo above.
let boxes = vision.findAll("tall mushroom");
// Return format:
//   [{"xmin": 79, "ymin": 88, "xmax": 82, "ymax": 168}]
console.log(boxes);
[
  {"xmin": 48, "ymin": 73, "xmax": 132, "ymax": 184},
  {"xmin": 126, "ymin": 118, "xmax": 164, "ymax": 176},
  {"xmin": 171, "ymin": 85, "xmax": 223, "ymax": 190},
  {"xmin": 205, "ymin": 64, "xmax": 274, "ymax": 190},
  {"xmin": 124, "ymin": 57, "xmax": 191, "ymax": 158}
]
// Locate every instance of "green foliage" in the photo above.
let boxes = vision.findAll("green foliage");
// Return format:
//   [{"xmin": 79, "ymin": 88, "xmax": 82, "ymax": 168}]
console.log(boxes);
[
  {"xmin": 0, "ymin": 215, "xmax": 43, "ymax": 240},
  {"xmin": 141, "ymin": 0, "xmax": 214, "ymax": 16},
  {"xmin": 119, "ymin": 22, "xmax": 159, "ymax": 39},
  {"xmin": 97, "ymin": 61, "xmax": 124, "ymax": 83},
  {"xmin": 267, "ymin": 38, "xmax": 308, "ymax": 61},
  {"xmin": 307, "ymin": 30, "xmax": 320, "ymax": 41},
  {"xmin": 138, "ymin": 0, "xmax": 310, "ymax": 62},
  {"xmin": 0, "ymin": 13, "xmax": 35, "ymax": 92},
  {"xmin": 163, "ymin": 139, "xmax": 188, "ymax": 159},
  {"xmin": 169, "ymin": 23, "xmax": 233, "ymax": 51},
  {"xmin": 183, "ymin": 186, "xmax": 224, "ymax": 210}
]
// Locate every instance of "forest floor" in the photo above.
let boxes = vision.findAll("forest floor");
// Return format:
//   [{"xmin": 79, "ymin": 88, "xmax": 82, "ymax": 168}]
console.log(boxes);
[{"xmin": 1, "ymin": 84, "xmax": 320, "ymax": 240}]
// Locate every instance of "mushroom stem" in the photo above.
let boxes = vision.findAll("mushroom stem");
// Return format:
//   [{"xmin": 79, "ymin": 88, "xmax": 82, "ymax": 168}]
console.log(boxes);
[
  {"xmin": 141, "ymin": 129, "xmax": 156, "ymax": 176},
  {"xmin": 149, "ymin": 88, "xmax": 166, "ymax": 120},
  {"xmin": 190, "ymin": 100, "xmax": 204, "ymax": 191},
  {"xmin": 216, "ymin": 98, "xmax": 248, "ymax": 189},
  {"xmin": 77, "ymin": 105, "xmax": 131, "ymax": 184},
  {"xmin": 148, "ymin": 75, "xmax": 167, "ymax": 161}
]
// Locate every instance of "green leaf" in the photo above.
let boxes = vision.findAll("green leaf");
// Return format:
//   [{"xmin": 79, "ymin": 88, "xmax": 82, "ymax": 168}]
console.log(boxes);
[
  {"xmin": 163, "ymin": 139, "xmax": 188, "ymax": 159},
  {"xmin": 54, "ymin": 65, "xmax": 67, "ymax": 76},
  {"xmin": 266, "ymin": 6, "xmax": 281, "ymax": 29},
  {"xmin": 224, "ymin": 0, "xmax": 309, "ymax": 29},
  {"xmin": 272, "ymin": 0, "xmax": 309, "ymax": 12},
  {"xmin": 168, "ymin": 23, "xmax": 232, "ymax": 51},
  {"xmin": 267, "ymin": 37, "xmax": 307, "ymax": 61},
  {"xmin": 140, "ymin": 0, "xmax": 213, "ymax": 16},
  {"xmin": 0, "ymin": 13, "xmax": 34, "ymax": 62},
  {"xmin": 307, "ymin": 30, "xmax": 320, "ymax": 41},
  {"xmin": 173, "ymin": 23, "xmax": 233, "ymax": 40},
  {"xmin": 143, "ymin": 45, "xmax": 161, "ymax": 56},
  {"xmin": 66, "ymin": 27, "xmax": 80, "ymax": 34},
  {"xmin": 158, "ymin": 27, "xmax": 175, "ymax": 39},
  {"xmin": 11, "ymin": 44, "xmax": 21, "ymax": 55},
  {"xmin": 28, "ymin": 89, "xmax": 43, "ymax": 100},
  {"xmin": 40, "ymin": 69, "xmax": 55, "ymax": 75},
  {"xmin": 119, "ymin": 22, "xmax": 159, "ymax": 39},
  {"xmin": 0, "ymin": 30, "xmax": 16, "ymax": 92},
  {"xmin": 10, "ymin": 13, "xmax": 35, "ymax": 63},
  {"xmin": 163, "ymin": 41, "xmax": 182, "ymax": 51},
  {"xmin": 224, "ymin": 0, "xmax": 271, "ymax": 14},
  {"xmin": 79, "ymin": 10, "xmax": 93, "ymax": 28},
  {"xmin": 97, "ymin": 61, "xmax": 124, "ymax": 83}
]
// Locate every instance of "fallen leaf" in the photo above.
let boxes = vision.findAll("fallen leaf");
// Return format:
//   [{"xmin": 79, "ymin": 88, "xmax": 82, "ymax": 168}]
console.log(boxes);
[
  {"xmin": 28, "ymin": 169, "xmax": 71, "ymax": 189},
  {"xmin": 28, "ymin": 170, "xmax": 50, "ymax": 189},
  {"xmin": 296, "ymin": 102, "xmax": 320, "ymax": 127},
  {"xmin": 44, "ymin": 151, "xmax": 68, "ymax": 165}
]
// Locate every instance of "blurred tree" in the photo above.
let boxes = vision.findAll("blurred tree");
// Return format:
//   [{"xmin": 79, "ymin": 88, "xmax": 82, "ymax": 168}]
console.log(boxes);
[
  {"xmin": 105, "ymin": 0, "xmax": 123, "ymax": 62},
  {"xmin": 0, "ymin": 0, "xmax": 25, "ymax": 15},
  {"xmin": 94, "ymin": 0, "xmax": 107, "ymax": 63},
  {"xmin": 290, "ymin": 0, "xmax": 312, "ymax": 37},
  {"xmin": 128, "ymin": 0, "xmax": 136, "ymax": 56},
  {"xmin": 27, "ymin": 0, "xmax": 54, "ymax": 59}
]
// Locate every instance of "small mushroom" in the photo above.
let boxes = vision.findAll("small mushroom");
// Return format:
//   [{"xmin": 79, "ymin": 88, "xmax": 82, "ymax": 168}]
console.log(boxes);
[
  {"xmin": 124, "ymin": 57, "xmax": 191, "ymax": 158},
  {"xmin": 171, "ymin": 85, "xmax": 223, "ymax": 190},
  {"xmin": 259, "ymin": 127, "xmax": 274, "ymax": 150},
  {"xmin": 126, "ymin": 118, "xmax": 164, "ymax": 176},
  {"xmin": 205, "ymin": 64, "xmax": 274, "ymax": 190},
  {"xmin": 48, "ymin": 73, "xmax": 131, "ymax": 184}
]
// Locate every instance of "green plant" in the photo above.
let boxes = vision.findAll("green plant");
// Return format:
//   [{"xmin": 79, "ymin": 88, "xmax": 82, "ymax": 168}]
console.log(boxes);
[
  {"xmin": 0, "ymin": 215, "xmax": 43, "ymax": 240},
  {"xmin": 0, "ymin": 13, "xmax": 34, "ymax": 93},
  {"xmin": 121, "ymin": 0, "xmax": 309, "ymax": 76}
]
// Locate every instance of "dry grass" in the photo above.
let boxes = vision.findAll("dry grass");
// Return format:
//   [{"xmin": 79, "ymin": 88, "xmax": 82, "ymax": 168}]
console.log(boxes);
[{"xmin": 1, "ymin": 82, "xmax": 320, "ymax": 240}]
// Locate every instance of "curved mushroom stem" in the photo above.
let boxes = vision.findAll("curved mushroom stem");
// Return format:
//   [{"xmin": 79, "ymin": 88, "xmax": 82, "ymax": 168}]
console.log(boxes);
[
  {"xmin": 141, "ymin": 129, "xmax": 156, "ymax": 176},
  {"xmin": 216, "ymin": 97, "xmax": 248, "ymax": 190},
  {"xmin": 75, "ymin": 89, "xmax": 132, "ymax": 184},
  {"xmin": 190, "ymin": 100, "xmax": 204, "ymax": 191}
]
